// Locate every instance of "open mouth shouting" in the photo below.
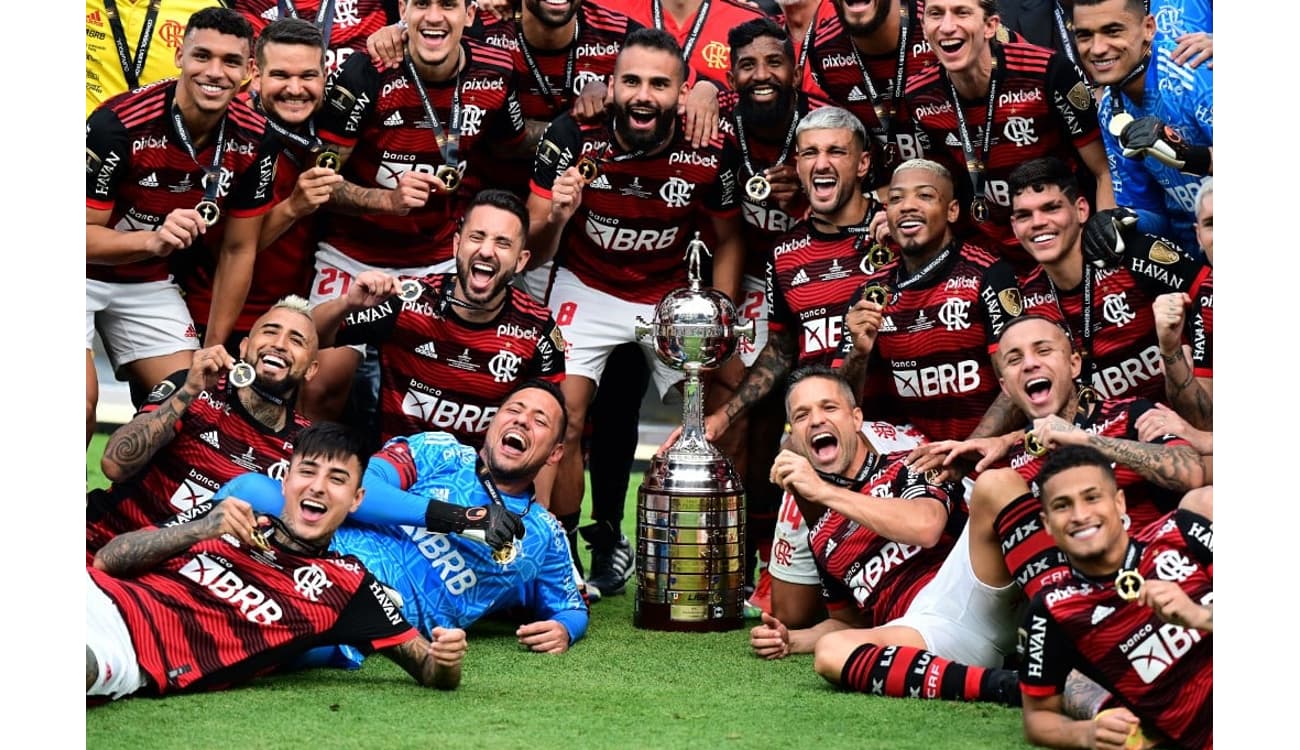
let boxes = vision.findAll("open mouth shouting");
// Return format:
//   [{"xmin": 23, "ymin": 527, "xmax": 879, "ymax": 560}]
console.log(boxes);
[
  {"xmin": 1023, "ymin": 376, "xmax": 1054, "ymax": 413},
  {"xmin": 807, "ymin": 429, "xmax": 841, "ymax": 467}
]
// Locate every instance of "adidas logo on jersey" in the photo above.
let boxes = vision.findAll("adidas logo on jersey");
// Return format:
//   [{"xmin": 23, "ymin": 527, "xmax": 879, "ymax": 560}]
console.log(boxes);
[
  {"xmin": 200, "ymin": 430, "xmax": 220, "ymax": 449},
  {"xmin": 261, "ymin": 7, "xmax": 278, "ymax": 19},
  {"xmin": 184, "ymin": 324, "xmax": 199, "ymax": 338},
  {"xmin": 1091, "ymin": 605, "xmax": 1115, "ymax": 625},
  {"xmin": 945, "ymin": 133, "xmax": 962, "ymax": 147},
  {"xmin": 87, "ymin": 9, "xmax": 104, "ymax": 25},
  {"xmin": 879, "ymin": 316, "xmax": 896, "ymax": 332},
  {"xmin": 791, "ymin": 269, "xmax": 810, "ymax": 286},
  {"xmin": 847, "ymin": 86, "xmax": 867, "ymax": 102},
  {"xmin": 139, "ymin": 172, "xmax": 159, "ymax": 187},
  {"xmin": 589, "ymin": 174, "xmax": 612, "ymax": 190},
  {"xmin": 416, "ymin": 341, "xmax": 438, "ymax": 359},
  {"xmin": 384, "ymin": 111, "xmax": 404, "ymax": 127}
]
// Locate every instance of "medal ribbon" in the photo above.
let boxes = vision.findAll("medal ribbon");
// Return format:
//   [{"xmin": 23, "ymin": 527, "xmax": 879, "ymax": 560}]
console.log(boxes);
[
  {"xmin": 404, "ymin": 55, "xmax": 463, "ymax": 171},
  {"xmin": 102, "ymin": 0, "xmax": 162, "ymax": 91},
  {"xmin": 1070, "ymin": 539, "xmax": 1142, "ymax": 595},
  {"xmin": 171, "ymin": 104, "xmax": 228, "ymax": 206},
  {"xmin": 652, "ymin": 0, "xmax": 711, "ymax": 62},
  {"xmin": 947, "ymin": 45, "xmax": 1001, "ymax": 215},
  {"xmin": 476, "ymin": 456, "xmax": 534, "ymax": 517},
  {"xmin": 1106, "ymin": 48, "xmax": 1151, "ymax": 120},
  {"xmin": 279, "ymin": 0, "xmax": 337, "ymax": 50},
  {"xmin": 733, "ymin": 101, "xmax": 799, "ymax": 186},
  {"xmin": 847, "ymin": 6, "xmax": 910, "ymax": 148},
  {"xmin": 250, "ymin": 91, "xmax": 322, "ymax": 165},
  {"xmin": 815, "ymin": 444, "xmax": 881, "ymax": 491},
  {"xmin": 1050, "ymin": 265, "xmax": 1096, "ymax": 381},
  {"xmin": 1051, "ymin": 2, "xmax": 1081, "ymax": 69},
  {"xmin": 517, "ymin": 19, "xmax": 580, "ymax": 111}
]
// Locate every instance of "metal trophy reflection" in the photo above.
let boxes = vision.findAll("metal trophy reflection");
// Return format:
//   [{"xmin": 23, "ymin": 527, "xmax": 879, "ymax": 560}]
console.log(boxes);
[{"xmin": 633, "ymin": 232, "xmax": 755, "ymax": 632}]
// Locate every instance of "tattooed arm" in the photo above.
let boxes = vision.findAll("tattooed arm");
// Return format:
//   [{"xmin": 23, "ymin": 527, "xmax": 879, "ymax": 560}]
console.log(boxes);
[
  {"xmin": 1160, "ymin": 347, "xmax": 1213, "ymax": 431},
  {"xmin": 1034, "ymin": 415, "xmax": 1209, "ymax": 491},
  {"xmin": 93, "ymin": 498, "xmax": 261, "ymax": 576},
  {"xmin": 100, "ymin": 344, "xmax": 235, "ymax": 482},
  {"xmin": 710, "ymin": 328, "xmax": 798, "ymax": 440},
  {"xmin": 381, "ymin": 627, "xmax": 465, "ymax": 690},
  {"xmin": 1061, "ymin": 670, "xmax": 1112, "ymax": 719}
]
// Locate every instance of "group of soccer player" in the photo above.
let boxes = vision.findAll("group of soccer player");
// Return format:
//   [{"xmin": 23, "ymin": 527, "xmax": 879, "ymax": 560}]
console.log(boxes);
[{"xmin": 85, "ymin": 0, "xmax": 1212, "ymax": 747}]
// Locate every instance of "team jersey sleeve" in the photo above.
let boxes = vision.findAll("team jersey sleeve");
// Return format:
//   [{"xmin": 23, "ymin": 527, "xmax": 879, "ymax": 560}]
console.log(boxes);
[
  {"xmin": 333, "ymin": 297, "xmax": 403, "ymax": 347},
  {"xmin": 889, "ymin": 462, "xmax": 964, "ymax": 516},
  {"xmin": 530, "ymin": 317, "xmax": 567, "ymax": 381},
  {"xmin": 1119, "ymin": 233, "xmax": 1211, "ymax": 296},
  {"xmin": 529, "ymin": 114, "xmax": 582, "ymax": 197},
  {"xmin": 136, "ymin": 370, "xmax": 189, "ymax": 419},
  {"xmin": 485, "ymin": 76, "xmax": 528, "ymax": 148},
  {"xmin": 1187, "ymin": 272, "xmax": 1212, "ymax": 375},
  {"xmin": 213, "ymin": 472, "xmax": 286, "ymax": 515},
  {"xmin": 331, "ymin": 570, "xmax": 420, "ymax": 653},
  {"xmin": 765, "ymin": 247, "xmax": 794, "ymax": 334},
  {"xmin": 978, "ymin": 259, "xmax": 1025, "ymax": 353},
  {"xmin": 1046, "ymin": 52, "xmax": 1101, "ymax": 148},
  {"xmin": 702, "ymin": 140, "xmax": 741, "ymax": 214},
  {"xmin": 317, "ymin": 53, "xmax": 382, "ymax": 146},
  {"xmin": 86, "ymin": 106, "xmax": 131, "ymax": 210},
  {"xmin": 224, "ymin": 131, "xmax": 281, "ymax": 217},
  {"xmin": 526, "ymin": 513, "xmax": 590, "ymax": 644},
  {"xmin": 1018, "ymin": 597, "xmax": 1077, "ymax": 697}
]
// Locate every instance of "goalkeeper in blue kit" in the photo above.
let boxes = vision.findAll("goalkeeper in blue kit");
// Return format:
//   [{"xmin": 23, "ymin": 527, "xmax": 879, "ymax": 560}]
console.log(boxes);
[{"xmin": 220, "ymin": 380, "xmax": 589, "ymax": 657}]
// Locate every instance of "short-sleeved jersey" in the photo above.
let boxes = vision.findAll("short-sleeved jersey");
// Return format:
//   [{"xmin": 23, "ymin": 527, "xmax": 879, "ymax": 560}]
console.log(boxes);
[
  {"xmin": 232, "ymin": 0, "xmax": 400, "ymax": 77},
  {"xmin": 1099, "ymin": 35, "xmax": 1213, "ymax": 259},
  {"xmin": 1020, "ymin": 514, "xmax": 1213, "ymax": 749},
  {"xmin": 86, "ymin": 372, "xmax": 310, "ymax": 553},
  {"xmin": 331, "ymin": 432, "xmax": 588, "ymax": 636},
  {"xmin": 331, "ymin": 274, "xmax": 565, "ymax": 446},
  {"xmin": 605, "ymin": 0, "xmax": 771, "ymax": 84},
  {"xmin": 85, "ymin": 0, "xmax": 225, "ymax": 117},
  {"xmin": 1021, "ymin": 238, "xmax": 1213, "ymax": 402},
  {"xmin": 89, "ymin": 507, "xmax": 416, "ymax": 695},
  {"xmin": 719, "ymin": 90, "xmax": 827, "ymax": 280},
  {"xmin": 530, "ymin": 114, "xmax": 740, "ymax": 303},
  {"xmin": 809, "ymin": 449, "xmax": 967, "ymax": 625},
  {"xmin": 837, "ymin": 243, "xmax": 1024, "ymax": 442},
  {"xmin": 476, "ymin": 5, "xmax": 641, "ymax": 197},
  {"xmin": 805, "ymin": 3, "xmax": 936, "ymax": 184},
  {"xmin": 767, "ymin": 211, "xmax": 883, "ymax": 367},
  {"xmin": 906, "ymin": 41, "xmax": 1100, "ymax": 274},
  {"xmin": 180, "ymin": 93, "xmax": 324, "ymax": 333},
  {"xmin": 87, "ymin": 79, "xmax": 278, "ymax": 284},
  {"xmin": 316, "ymin": 41, "xmax": 527, "ymax": 267}
]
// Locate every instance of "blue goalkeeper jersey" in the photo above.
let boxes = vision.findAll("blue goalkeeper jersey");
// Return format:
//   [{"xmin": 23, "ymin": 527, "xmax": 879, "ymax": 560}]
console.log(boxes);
[{"xmin": 1098, "ymin": 33, "xmax": 1212, "ymax": 260}]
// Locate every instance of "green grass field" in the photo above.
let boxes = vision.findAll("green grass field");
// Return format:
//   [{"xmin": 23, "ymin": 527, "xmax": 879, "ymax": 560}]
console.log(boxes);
[{"xmin": 85, "ymin": 436, "xmax": 1030, "ymax": 749}]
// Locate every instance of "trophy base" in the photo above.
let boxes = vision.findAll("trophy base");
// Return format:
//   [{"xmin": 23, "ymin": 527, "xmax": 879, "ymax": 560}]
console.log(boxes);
[{"xmin": 633, "ymin": 452, "xmax": 746, "ymax": 633}]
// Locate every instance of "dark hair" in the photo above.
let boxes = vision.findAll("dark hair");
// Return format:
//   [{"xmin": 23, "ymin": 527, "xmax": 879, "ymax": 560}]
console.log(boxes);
[
  {"xmin": 255, "ymin": 17, "xmax": 325, "ymax": 68},
  {"xmin": 293, "ymin": 422, "xmax": 370, "ymax": 478},
  {"xmin": 1035, "ymin": 444, "xmax": 1116, "ymax": 497},
  {"xmin": 1007, "ymin": 157, "xmax": 1081, "ymax": 202},
  {"xmin": 727, "ymin": 18, "xmax": 795, "ymax": 68},
  {"xmin": 620, "ymin": 28, "xmax": 688, "ymax": 83},
  {"xmin": 462, "ymin": 188, "xmax": 530, "ymax": 241},
  {"xmin": 1073, "ymin": 0, "xmax": 1147, "ymax": 16},
  {"xmin": 185, "ymin": 6, "xmax": 256, "ymax": 50},
  {"xmin": 785, "ymin": 364, "xmax": 858, "ymax": 413},
  {"xmin": 507, "ymin": 378, "xmax": 568, "ymax": 439}
]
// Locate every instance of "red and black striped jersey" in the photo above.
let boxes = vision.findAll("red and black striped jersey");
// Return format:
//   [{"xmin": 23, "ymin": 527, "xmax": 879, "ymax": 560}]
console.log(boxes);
[
  {"xmin": 1020, "ymin": 514, "xmax": 1212, "ymax": 749},
  {"xmin": 605, "ymin": 0, "xmax": 771, "ymax": 84},
  {"xmin": 767, "ymin": 210, "xmax": 883, "ymax": 367},
  {"xmin": 1021, "ymin": 238, "xmax": 1213, "ymax": 402},
  {"xmin": 89, "ymin": 524, "xmax": 416, "ymax": 695},
  {"xmin": 719, "ymin": 90, "xmax": 829, "ymax": 280},
  {"xmin": 333, "ymin": 274, "xmax": 565, "ymax": 447},
  {"xmin": 86, "ymin": 372, "xmax": 310, "ymax": 553},
  {"xmin": 809, "ymin": 449, "xmax": 966, "ymax": 625},
  {"xmin": 86, "ymin": 79, "xmax": 278, "ymax": 284},
  {"xmin": 476, "ymin": 4, "xmax": 642, "ymax": 198},
  {"xmin": 905, "ymin": 41, "xmax": 1100, "ymax": 273},
  {"xmin": 805, "ymin": 3, "xmax": 936, "ymax": 185},
  {"xmin": 317, "ymin": 40, "xmax": 527, "ymax": 267},
  {"xmin": 231, "ymin": 0, "xmax": 400, "ymax": 76},
  {"xmin": 838, "ymin": 243, "xmax": 1024, "ymax": 442},
  {"xmin": 530, "ymin": 113, "xmax": 740, "ymax": 303}
]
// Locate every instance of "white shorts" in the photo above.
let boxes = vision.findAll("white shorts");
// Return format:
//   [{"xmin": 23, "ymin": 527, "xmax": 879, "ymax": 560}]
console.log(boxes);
[
  {"xmin": 767, "ymin": 422, "xmax": 927, "ymax": 586},
  {"xmin": 86, "ymin": 571, "xmax": 147, "ymax": 700},
  {"xmin": 513, "ymin": 260, "xmax": 557, "ymax": 306},
  {"xmin": 87, "ymin": 278, "xmax": 200, "ymax": 375},
  {"xmin": 734, "ymin": 273, "xmax": 768, "ymax": 368},
  {"xmin": 885, "ymin": 522, "xmax": 1026, "ymax": 668},
  {"xmin": 548, "ymin": 266, "xmax": 685, "ymax": 398},
  {"xmin": 311, "ymin": 244, "xmax": 456, "ymax": 354}
]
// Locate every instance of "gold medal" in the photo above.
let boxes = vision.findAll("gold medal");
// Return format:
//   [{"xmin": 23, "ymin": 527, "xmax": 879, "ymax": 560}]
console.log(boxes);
[
  {"xmin": 745, "ymin": 174, "xmax": 771, "ymax": 202},
  {"xmin": 315, "ymin": 150, "xmax": 341, "ymax": 170},
  {"xmin": 1115, "ymin": 569, "xmax": 1144, "ymax": 601},
  {"xmin": 195, "ymin": 200, "xmax": 221, "ymax": 226},
  {"xmin": 491, "ymin": 542, "xmax": 518, "ymax": 565},
  {"xmin": 861, "ymin": 283, "xmax": 890, "ymax": 306},
  {"xmin": 1076, "ymin": 385, "xmax": 1099, "ymax": 413},
  {"xmin": 867, "ymin": 244, "xmax": 895, "ymax": 269},
  {"xmin": 397, "ymin": 279, "xmax": 423, "ymax": 302},
  {"xmin": 1108, "ymin": 111, "xmax": 1135, "ymax": 138},
  {"xmin": 1024, "ymin": 431, "xmax": 1047, "ymax": 457},
  {"xmin": 576, "ymin": 155, "xmax": 600, "ymax": 184},
  {"xmin": 435, "ymin": 164, "xmax": 461, "ymax": 192},
  {"xmin": 970, "ymin": 196, "xmax": 991, "ymax": 223},
  {"xmin": 229, "ymin": 361, "xmax": 256, "ymax": 388}
]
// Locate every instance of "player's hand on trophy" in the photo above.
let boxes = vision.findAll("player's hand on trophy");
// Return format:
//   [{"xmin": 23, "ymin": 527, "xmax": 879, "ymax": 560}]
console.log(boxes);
[
  {"xmin": 682, "ymin": 80, "xmax": 720, "ymax": 149},
  {"xmin": 365, "ymin": 22, "xmax": 407, "ymax": 71},
  {"xmin": 658, "ymin": 410, "xmax": 729, "ymax": 455},
  {"xmin": 1082, "ymin": 207, "xmax": 1139, "ymax": 269},
  {"xmin": 750, "ymin": 612, "xmax": 791, "ymax": 659},
  {"xmin": 1118, "ymin": 117, "xmax": 1211, "ymax": 175}
]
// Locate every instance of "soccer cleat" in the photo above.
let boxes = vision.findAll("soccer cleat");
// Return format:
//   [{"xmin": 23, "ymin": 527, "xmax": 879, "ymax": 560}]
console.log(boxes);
[{"xmin": 580, "ymin": 521, "xmax": 634, "ymax": 599}]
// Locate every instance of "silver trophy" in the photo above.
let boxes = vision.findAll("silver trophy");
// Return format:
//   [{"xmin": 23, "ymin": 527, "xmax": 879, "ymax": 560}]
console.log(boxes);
[{"xmin": 633, "ymin": 233, "xmax": 755, "ymax": 632}]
